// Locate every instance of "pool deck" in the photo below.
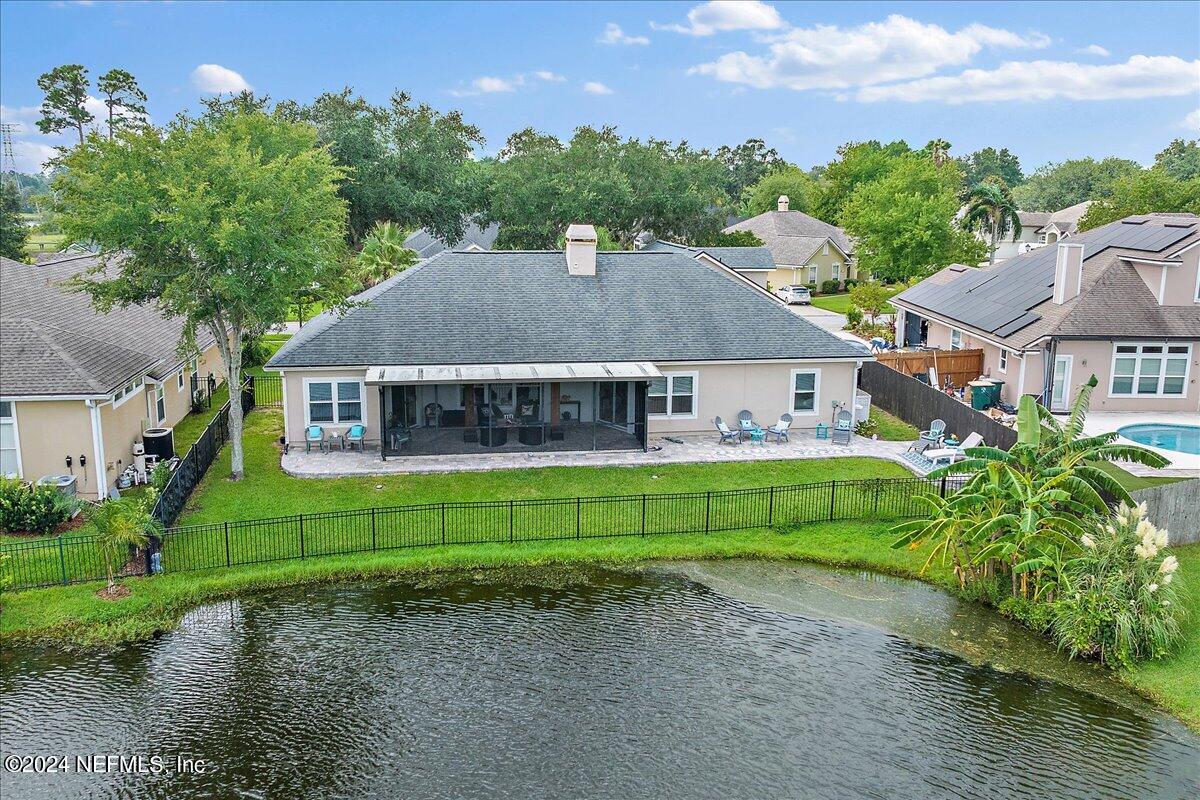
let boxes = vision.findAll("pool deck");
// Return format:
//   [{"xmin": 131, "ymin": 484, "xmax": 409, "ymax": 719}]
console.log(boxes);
[{"xmin": 1084, "ymin": 412, "xmax": 1200, "ymax": 478}]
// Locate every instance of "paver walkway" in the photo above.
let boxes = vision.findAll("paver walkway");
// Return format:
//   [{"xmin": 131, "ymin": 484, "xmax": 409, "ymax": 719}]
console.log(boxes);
[{"xmin": 283, "ymin": 433, "xmax": 919, "ymax": 478}]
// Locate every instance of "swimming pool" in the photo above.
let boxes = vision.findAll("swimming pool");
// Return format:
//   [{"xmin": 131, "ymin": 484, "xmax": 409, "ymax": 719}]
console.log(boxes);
[{"xmin": 1117, "ymin": 423, "xmax": 1200, "ymax": 455}]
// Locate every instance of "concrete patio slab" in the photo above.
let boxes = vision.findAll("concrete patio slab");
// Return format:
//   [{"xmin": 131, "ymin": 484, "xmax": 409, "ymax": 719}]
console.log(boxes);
[
  {"xmin": 282, "ymin": 433, "xmax": 920, "ymax": 478},
  {"xmin": 1084, "ymin": 412, "xmax": 1200, "ymax": 478}
]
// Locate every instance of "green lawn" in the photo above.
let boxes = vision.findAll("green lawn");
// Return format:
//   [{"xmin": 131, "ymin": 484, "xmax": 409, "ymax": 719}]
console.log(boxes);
[
  {"xmin": 1090, "ymin": 460, "xmax": 1192, "ymax": 492},
  {"xmin": 870, "ymin": 407, "xmax": 919, "ymax": 441},
  {"xmin": 23, "ymin": 232, "xmax": 65, "ymax": 257},
  {"xmin": 811, "ymin": 285, "xmax": 903, "ymax": 315}
]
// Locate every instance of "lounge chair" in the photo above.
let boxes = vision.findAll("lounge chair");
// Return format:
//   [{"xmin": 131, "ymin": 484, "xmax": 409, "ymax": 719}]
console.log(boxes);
[
  {"xmin": 737, "ymin": 410, "xmax": 755, "ymax": 437},
  {"xmin": 831, "ymin": 410, "xmax": 853, "ymax": 445},
  {"xmin": 765, "ymin": 414, "xmax": 792, "ymax": 443},
  {"xmin": 926, "ymin": 432, "xmax": 983, "ymax": 468},
  {"xmin": 918, "ymin": 419, "xmax": 946, "ymax": 446},
  {"xmin": 345, "ymin": 424, "xmax": 366, "ymax": 451},
  {"xmin": 715, "ymin": 416, "xmax": 741, "ymax": 445},
  {"xmin": 304, "ymin": 425, "xmax": 325, "ymax": 453}
]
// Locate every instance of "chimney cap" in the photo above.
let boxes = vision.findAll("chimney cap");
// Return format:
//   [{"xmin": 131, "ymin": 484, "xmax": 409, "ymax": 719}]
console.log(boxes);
[{"xmin": 565, "ymin": 223, "xmax": 597, "ymax": 242}]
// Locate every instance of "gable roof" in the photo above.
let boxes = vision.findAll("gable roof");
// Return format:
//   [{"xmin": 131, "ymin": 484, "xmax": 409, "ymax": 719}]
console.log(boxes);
[
  {"xmin": 0, "ymin": 253, "xmax": 212, "ymax": 397},
  {"xmin": 403, "ymin": 221, "xmax": 499, "ymax": 259},
  {"xmin": 642, "ymin": 240, "xmax": 775, "ymax": 270},
  {"xmin": 268, "ymin": 250, "xmax": 867, "ymax": 369},
  {"xmin": 1016, "ymin": 201, "xmax": 1094, "ymax": 237},
  {"xmin": 723, "ymin": 210, "xmax": 852, "ymax": 266},
  {"xmin": 893, "ymin": 214, "xmax": 1200, "ymax": 348}
]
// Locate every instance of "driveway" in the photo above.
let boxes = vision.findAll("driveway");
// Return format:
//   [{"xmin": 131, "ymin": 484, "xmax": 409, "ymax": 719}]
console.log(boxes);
[{"xmin": 787, "ymin": 303, "xmax": 848, "ymax": 334}]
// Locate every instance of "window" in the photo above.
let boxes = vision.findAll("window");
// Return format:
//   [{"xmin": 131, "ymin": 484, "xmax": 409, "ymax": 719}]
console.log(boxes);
[
  {"xmin": 0, "ymin": 400, "xmax": 18, "ymax": 478},
  {"xmin": 112, "ymin": 377, "xmax": 145, "ymax": 407},
  {"xmin": 790, "ymin": 370, "xmax": 821, "ymax": 414},
  {"xmin": 488, "ymin": 384, "xmax": 513, "ymax": 408},
  {"xmin": 647, "ymin": 373, "xmax": 697, "ymax": 418},
  {"xmin": 822, "ymin": 242, "xmax": 830, "ymax": 256},
  {"xmin": 807, "ymin": 266, "xmax": 817, "ymax": 284},
  {"xmin": 306, "ymin": 379, "xmax": 365, "ymax": 424},
  {"xmin": 1111, "ymin": 343, "xmax": 1191, "ymax": 396},
  {"xmin": 177, "ymin": 369, "xmax": 185, "ymax": 391},
  {"xmin": 998, "ymin": 349, "xmax": 1008, "ymax": 373},
  {"xmin": 154, "ymin": 384, "xmax": 166, "ymax": 424},
  {"xmin": 832, "ymin": 263, "xmax": 841, "ymax": 280},
  {"xmin": 950, "ymin": 329, "xmax": 962, "ymax": 351}
]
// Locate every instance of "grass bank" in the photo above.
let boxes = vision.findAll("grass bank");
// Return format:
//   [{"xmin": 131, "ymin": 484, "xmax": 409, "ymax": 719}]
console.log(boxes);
[{"xmin": 811, "ymin": 287, "xmax": 901, "ymax": 315}]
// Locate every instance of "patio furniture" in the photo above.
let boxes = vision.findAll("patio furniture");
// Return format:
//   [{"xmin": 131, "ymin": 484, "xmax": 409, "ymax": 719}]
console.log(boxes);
[
  {"xmin": 749, "ymin": 427, "xmax": 766, "ymax": 446},
  {"xmin": 715, "ymin": 416, "xmax": 740, "ymax": 445},
  {"xmin": 304, "ymin": 425, "xmax": 325, "ymax": 453},
  {"xmin": 926, "ymin": 432, "xmax": 983, "ymax": 468},
  {"xmin": 346, "ymin": 424, "xmax": 366, "ymax": 451},
  {"xmin": 519, "ymin": 423, "xmax": 545, "ymax": 446},
  {"xmin": 815, "ymin": 422, "xmax": 828, "ymax": 440},
  {"xmin": 918, "ymin": 419, "xmax": 946, "ymax": 446},
  {"xmin": 328, "ymin": 432, "xmax": 344, "ymax": 451},
  {"xmin": 765, "ymin": 414, "xmax": 792, "ymax": 443},
  {"xmin": 424, "ymin": 403, "xmax": 443, "ymax": 427},
  {"xmin": 389, "ymin": 428, "xmax": 411, "ymax": 451},
  {"xmin": 831, "ymin": 411, "xmax": 853, "ymax": 445},
  {"xmin": 737, "ymin": 410, "xmax": 755, "ymax": 437}
]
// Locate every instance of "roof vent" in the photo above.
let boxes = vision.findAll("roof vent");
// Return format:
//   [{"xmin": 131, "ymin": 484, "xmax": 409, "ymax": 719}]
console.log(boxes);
[
  {"xmin": 565, "ymin": 223, "xmax": 597, "ymax": 276},
  {"xmin": 777, "ymin": 195, "xmax": 790, "ymax": 212}
]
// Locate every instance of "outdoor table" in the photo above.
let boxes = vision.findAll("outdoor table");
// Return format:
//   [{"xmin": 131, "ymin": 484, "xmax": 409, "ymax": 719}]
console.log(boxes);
[
  {"xmin": 749, "ymin": 427, "xmax": 766, "ymax": 446},
  {"xmin": 815, "ymin": 422, "xmax": 829, "ymax": 440}
]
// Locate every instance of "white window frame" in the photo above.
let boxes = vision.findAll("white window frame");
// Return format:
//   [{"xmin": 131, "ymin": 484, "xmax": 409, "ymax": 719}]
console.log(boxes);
[
  {"xmin": 151, "ymin": 383, "xmax": 166, "ymax": 424},
  {"xmin": 112, "ymin": 377, "xmax": 145, "ymax": 409},
  {"xmin": 997, "ymin": 348, "xmax": 1008, "ymax": 373},
  {"xmin": 647, "ymin": 371, "xmax": 698, "ymax": 419},
  {"xmin": 1194, "ymin": 266, "xmax": 1200, "ymax": 303},
  {"xmin": 176, "ymin": 367, "xmax": 186, "ymax": 392},
  {"xmin": 832, "ymin": 262, "xmax": 841, "ymax": 281},
  {"xmin": 1109, "ymin": 342, "xmax": 1192, "ymax": 398},
  {"xmin": 303, "ymin": 377, "xmax": 368, "ymax": 426},
  {"xmin": 823, "ymin": 242, "xmax": 830, "ymax": 256},
  {"xmin": 950, "ymin": 329, "xmax": 962, "ymax": 351},
  {"xmin": 807, "ymin": 265, "xmax": 817, "ymax": 284},
  {"xmin": 0, "ymin": 400, "xmax": 21, "ymax": 478},
  {"xmin": 789, "ymin": 368, "xmax": 821, "ymax": 416}
]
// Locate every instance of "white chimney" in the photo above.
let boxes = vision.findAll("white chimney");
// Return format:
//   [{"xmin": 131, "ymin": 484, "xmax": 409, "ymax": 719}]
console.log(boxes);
[
  {"xmin": 1052, "ymin": 242, "xmax": 1084, "ymax": 304},
  {"xmin": 777, "ymin": 195, "xmax": 790, "ymax": 212},
  {"xmin": 565, "ymin": 223, "xmax": 597, "ymax": 276}
]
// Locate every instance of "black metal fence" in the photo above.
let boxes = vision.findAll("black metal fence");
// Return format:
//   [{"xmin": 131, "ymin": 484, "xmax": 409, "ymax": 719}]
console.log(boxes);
[
  {"xmin": 189, "ymin": 373, "xmax": 219, "ymax": 411},
  {"xmin": 860, "ymin": 361, "xmax": 1018, "ymax": 450},
  {"xmin": 0, "ymin": 475, "xmax": 965, "ymax": 591},
  {"xmin": 152, "ymin": 382, "xmax": 256, "ymax": 528},
  {"xmin": 251, "ymin": 374, "xmax": 283, "ymax": 408}
]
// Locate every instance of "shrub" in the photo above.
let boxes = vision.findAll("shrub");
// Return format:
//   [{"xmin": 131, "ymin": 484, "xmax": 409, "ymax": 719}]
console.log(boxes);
[
  {"xmin": 843, "ymin": 278, "xmax": 859, "ymax": 290},
  {"xmin": 846, "ymin": 306, "xmax": 864, "ymax": 327},
  {"xmin": 241, "ymin": 337, "xmax": 271, "ymax": 368},
  {"xmin": 0, "ymin": 478, "xmax": 78, "ymax": 535},
  {"xmin": 1050, "ymin": 503, "xmax": 1184, "ymax": 667},
  {"xmin": 150, "ymin": 461, "xmax": 173, "ymax": 493},
  {"xmin": 854, "ymin": 417, "xmax": 878, "ymax": 437},
  {"xmin": 805, "ymin": 282, "xmax": 818, "ymax": 294},
  {"xmin": 820, "ymin": 279, "xmax": 841, "ymax": 295}
]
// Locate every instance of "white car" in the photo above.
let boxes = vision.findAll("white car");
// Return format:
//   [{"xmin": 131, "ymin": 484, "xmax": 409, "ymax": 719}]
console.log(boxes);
[{"xmin": 775, "ymin": 285, "xmax": 812, "ymax": 305}]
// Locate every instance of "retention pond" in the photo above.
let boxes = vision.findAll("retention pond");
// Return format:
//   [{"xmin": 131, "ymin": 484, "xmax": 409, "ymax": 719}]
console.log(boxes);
[{"xmin": 2, "ymin": 561, "xmax": 1198, "ymax": 799}]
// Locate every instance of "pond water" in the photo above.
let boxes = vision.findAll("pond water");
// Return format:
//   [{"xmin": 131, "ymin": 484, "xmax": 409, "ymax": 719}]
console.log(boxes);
[{"xmin": 2, "ymin": 562, "xmax": 1198, "ymax": 799}]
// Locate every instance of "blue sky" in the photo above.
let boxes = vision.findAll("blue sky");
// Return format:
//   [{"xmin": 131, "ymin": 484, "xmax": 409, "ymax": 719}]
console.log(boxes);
[{"xmin": 2, "ymin": 1, "xmax": 1197, "ymax": 174}]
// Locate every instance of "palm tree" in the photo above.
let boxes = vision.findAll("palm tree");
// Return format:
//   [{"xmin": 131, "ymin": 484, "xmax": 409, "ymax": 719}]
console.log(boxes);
[
  {"xmin": 924, "ymin": 138, "xmax": 952, "ymax": 167},
  {"xmin": 356, "ymin": 221, "xmax": 416, "ymax": 288},
  {"xmin": 88, "ymin": 498, "xmax": 161, "ymax": 596},
  {"xmin": 962, "ymin": 180, "xmax": 1021, "ymax": 266}
]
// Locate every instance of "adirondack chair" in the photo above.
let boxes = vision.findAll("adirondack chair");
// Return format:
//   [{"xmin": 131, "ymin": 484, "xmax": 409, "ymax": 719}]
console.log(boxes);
[
  {"xmin": 926, "ymin": 432, "xmax": 983, "ymax": 468},
  {"xmin": 715, "ymin": 416, "xmax": 741, "ymax": 445},
  {"xmin": 304, "ymin": 425, "xmax": 325, "ymax": 453},
  {"xmin": 765, "ymin": 414, "xmax": 793, "ymax": 443},
  {"xmin": 831, "ymin": 411, "xmax": 853, "ymax": 445},
  {"xmin": 918, "ymin": 419, "xmax": 946, "ymax": 445},
  {"xmin": 345, "ymin": 424, "xmax": 366, "ymax": 451},
  {"xmin": 737, "ymin": 410, "xmax": 755, "ymax": 436}
]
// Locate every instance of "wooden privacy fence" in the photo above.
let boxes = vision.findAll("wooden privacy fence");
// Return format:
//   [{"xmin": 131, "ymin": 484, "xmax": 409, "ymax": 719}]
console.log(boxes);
[
  {"xmin": 875, "ymin": 348, "xmax": 985, "ymax": 390},
  {"xmin": 860, "ymin": 361, "xmax": 1017, "ymax": 450}
]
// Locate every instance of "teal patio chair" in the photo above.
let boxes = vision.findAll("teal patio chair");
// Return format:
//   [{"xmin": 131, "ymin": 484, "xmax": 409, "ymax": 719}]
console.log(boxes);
[
  {"xmin": 305, "ymin": 425, "xmax": 325, "ymax": 453},
  {"xmin": 831, "ymin": 411, "xmax": 853, "ymax": 446},
  {"xmin": 715, "ymin": 416, "xmax": 741, "ymax": 445},
  {"xmin": 345, "ymin": 424, "xmax": 366, "ymax": 451}
]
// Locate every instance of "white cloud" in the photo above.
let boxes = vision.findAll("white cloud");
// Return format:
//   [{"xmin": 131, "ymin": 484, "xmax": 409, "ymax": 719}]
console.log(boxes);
[
  {"xmin": 1078, "ymin": 44, "xmax": 1111, "ymax": 57},
  {"xmin": 690, "ymin": 15, "xmax": 1050, "ymax": 91},
  {"xmin": 534, "ymin": 70, "xmax": 566, "ymax": 82},
  {"xmin": 1184, "ymin": 108, "xmax": 1200, "ymax": 130},
  {"xmin": 10, "ymin": 140, "xmax": 59, "ymax": 173},
  {"xmin": 653, "ymin": 1, "xmax": 784, "ymax": 37},
  {"xmin": 83, "ymin": 95, "xmax": 107, "ymax": 119},
  {"xmin": 190, "ymin": 63, "xmax": 252, "ymax": 94},
  {"xmin": 598, "ymin": 22, "xmax": 649, "ymax": 46},
  {"xmin": 583, "ymin": 81, "xmax": 615, "ymax": 95},
  {"xmin": 472, "ymin": 76, "xmax": 516, "ymax": 93},
  {"xmin": 857, "ymin": 55, "xmax": 1200, "ymax": 103}
]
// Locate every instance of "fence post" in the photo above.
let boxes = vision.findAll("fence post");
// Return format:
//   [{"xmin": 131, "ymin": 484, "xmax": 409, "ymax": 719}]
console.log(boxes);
[
  {"xmin": 705, "ymin": 491, "xmax": 712, "ymax": 533},
  {"xmin": 298, "ymin": 513, "xmax": 305, "ymax": 559},
  {"xmin": 829, "ymin": 481, "xmax": 837, "ymax": 522},
  {"xmin": 940, "ymin": 476, "xmax": 948, "ymax": 498},
  {"xmin": 224, "ymin": 521, "xmax": 231, "ymax": 567},
  {"xmin": 508, "ymin": 500, "xmax": 514, "ymax": 543},
  {"xmin": 576, "ymin": 497, "xmax": 581, "ymax": 539},
  {"xmin": 641, "ymin": 494, "xmax": 647, "ymax": 536},
  {"xmin": 768, "ymin": 485, "xmax": 775, "ymax": 526},
  {"xmin": 58, "ymin": 535, "xmax": 68, "ymax": 585},
  {"xmin": 371, "ymin": 507, "xmax": 377, "ymax": 551},
  {"xmin": 441, "ymin": 503, "xmax": 446, "ymax": 545}
]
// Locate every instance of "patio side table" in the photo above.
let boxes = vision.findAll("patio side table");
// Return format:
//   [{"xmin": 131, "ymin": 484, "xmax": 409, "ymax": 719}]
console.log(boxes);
[
  {"xmin": 749, "ymin": 427, "xmax": 766, "ymax": 446},
  {"xmin": 815, "ymin": 422, "xmax": 829, "ymax": 440}
]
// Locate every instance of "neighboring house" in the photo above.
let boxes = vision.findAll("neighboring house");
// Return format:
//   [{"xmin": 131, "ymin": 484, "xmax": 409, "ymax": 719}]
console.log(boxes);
[
  {"xmin": 987, "ymin": 201, "xmax": 1093, "ymax": 263},
  {"xmin": 723, "ymin": 196, "xmax": 857, "ymax": 290},
  {"xmin": 402, "ymin": 221, "xmax": 499, "ymax": 259},
  {"xmin": 266, "ymin": 225, "xmax": 870, "ymax": 459},
  {"xmin": 0, "ymin": 254, "xmax": 222, "ymax": 499},
  {"xmin": 892, "ymin": 213, "xmax": 1200, "ymax": 414},
  {"xmin": 639, "ymin": 238, "xmax": 775, "ymax": 288}
]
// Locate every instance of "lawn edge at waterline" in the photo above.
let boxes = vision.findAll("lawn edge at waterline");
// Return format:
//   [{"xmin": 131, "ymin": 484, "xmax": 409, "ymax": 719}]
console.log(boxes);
[{"xmin": 1, "ymin": 524, "xmax": 1197, "ymax": 733}]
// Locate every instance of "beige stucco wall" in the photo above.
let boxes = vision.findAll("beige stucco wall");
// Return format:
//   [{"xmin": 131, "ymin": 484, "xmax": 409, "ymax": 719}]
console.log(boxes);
[
  {"xmin": 1056, "ymin": 339, "xmax": 1200, "ymax": 413},
  {"xmin": 282, "ymin": 369, "xmax": 373, "ymax": 447},
  {"xmin": 766, "ymin": 242, "xmax": 856, "ymax": 291},
  {"xmin": 10, "ymin": 400, "xmax": 99, "ymax": 498}
]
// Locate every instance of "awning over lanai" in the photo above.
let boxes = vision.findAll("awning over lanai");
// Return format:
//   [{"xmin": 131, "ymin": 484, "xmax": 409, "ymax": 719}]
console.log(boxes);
[{"xmin": 364, "ymin": 362, "xmax": 662, "ymax": 385}]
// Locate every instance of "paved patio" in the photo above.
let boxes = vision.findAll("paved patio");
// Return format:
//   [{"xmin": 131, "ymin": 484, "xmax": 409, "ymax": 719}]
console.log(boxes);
[
  {"xmin": 1084, "ymin": 412, "xmax": 1200, "ymax": 478},
  {"xmin": 282, "ymin": 432, "xmax": 920, "ymax": 478}
]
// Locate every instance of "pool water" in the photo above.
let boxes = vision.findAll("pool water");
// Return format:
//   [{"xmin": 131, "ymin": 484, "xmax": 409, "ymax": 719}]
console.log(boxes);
[{"xmin": 1118, "ymin": 423, "xmax": 1200, "ymax": 455}]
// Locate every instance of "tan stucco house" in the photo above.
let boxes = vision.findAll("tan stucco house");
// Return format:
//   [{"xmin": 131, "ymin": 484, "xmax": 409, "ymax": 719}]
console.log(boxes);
[
  {"xmin": 266, "ymin": 225, "xmax": 870, "ymax": 459},
  {"xmin": 0, "ymin": 254, "xmax": 222, "ymax": 499},
  {"xmin": 892, "ymin": 213, "xmax": 1200, "ymax": 414},
  {"xmin": 723, "ymin": 197, "xmax": 857, "ymax": 290},
  {"xmin": 984, "ymin": 200, "xmax": 1094, "ymax": 263}
]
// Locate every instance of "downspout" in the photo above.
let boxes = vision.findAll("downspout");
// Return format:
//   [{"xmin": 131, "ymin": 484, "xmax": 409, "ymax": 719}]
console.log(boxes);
[
  {"xmin": 86, "ymin": 399, "xmax": 107, "ymax": 501},
  {"xmin": 1043, "ymin": 338, "xmax": 1058, "ymax": 409}
]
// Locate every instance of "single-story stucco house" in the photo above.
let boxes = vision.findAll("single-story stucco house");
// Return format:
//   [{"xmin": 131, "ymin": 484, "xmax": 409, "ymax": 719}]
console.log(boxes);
[
  {"xmin": 892, "ymin": 213, "xmax": 1200, "ymax": 414},
  {"xmin": 723, "ymin": 196, "xmax": 857, "ymax": 291},
  {"xmin": 0, "ymin": 253, "xmax": 223, "ymax": 499},
  {"xmin": 266, "ymin": 225, "xmax": 870, "ymax": 458}
]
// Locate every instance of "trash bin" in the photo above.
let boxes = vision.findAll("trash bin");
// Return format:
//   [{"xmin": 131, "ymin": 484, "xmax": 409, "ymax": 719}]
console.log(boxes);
[{"xmin": 969, "ymin": 380, "xmax": 998, "ymax": 410}]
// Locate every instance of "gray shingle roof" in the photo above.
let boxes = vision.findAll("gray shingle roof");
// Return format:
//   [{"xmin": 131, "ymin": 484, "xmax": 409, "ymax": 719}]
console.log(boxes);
[
  {"xmin": 724, "ymin": 210, "xmax": 853, "ymax": 266},
  {"xmin": 268, "ymin": 250, "xmax": 865, "ymax": 368},
  {"xmin": 403, "ymin": 221, "xmax": 499, "ymax": 259},
  {"xmin": 642, "ymin": 240, "xmax": 775, "ymax": 270},
  {"xmin": 0, "ymin": 253, "xmax": 213, "ymax": 396}
]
